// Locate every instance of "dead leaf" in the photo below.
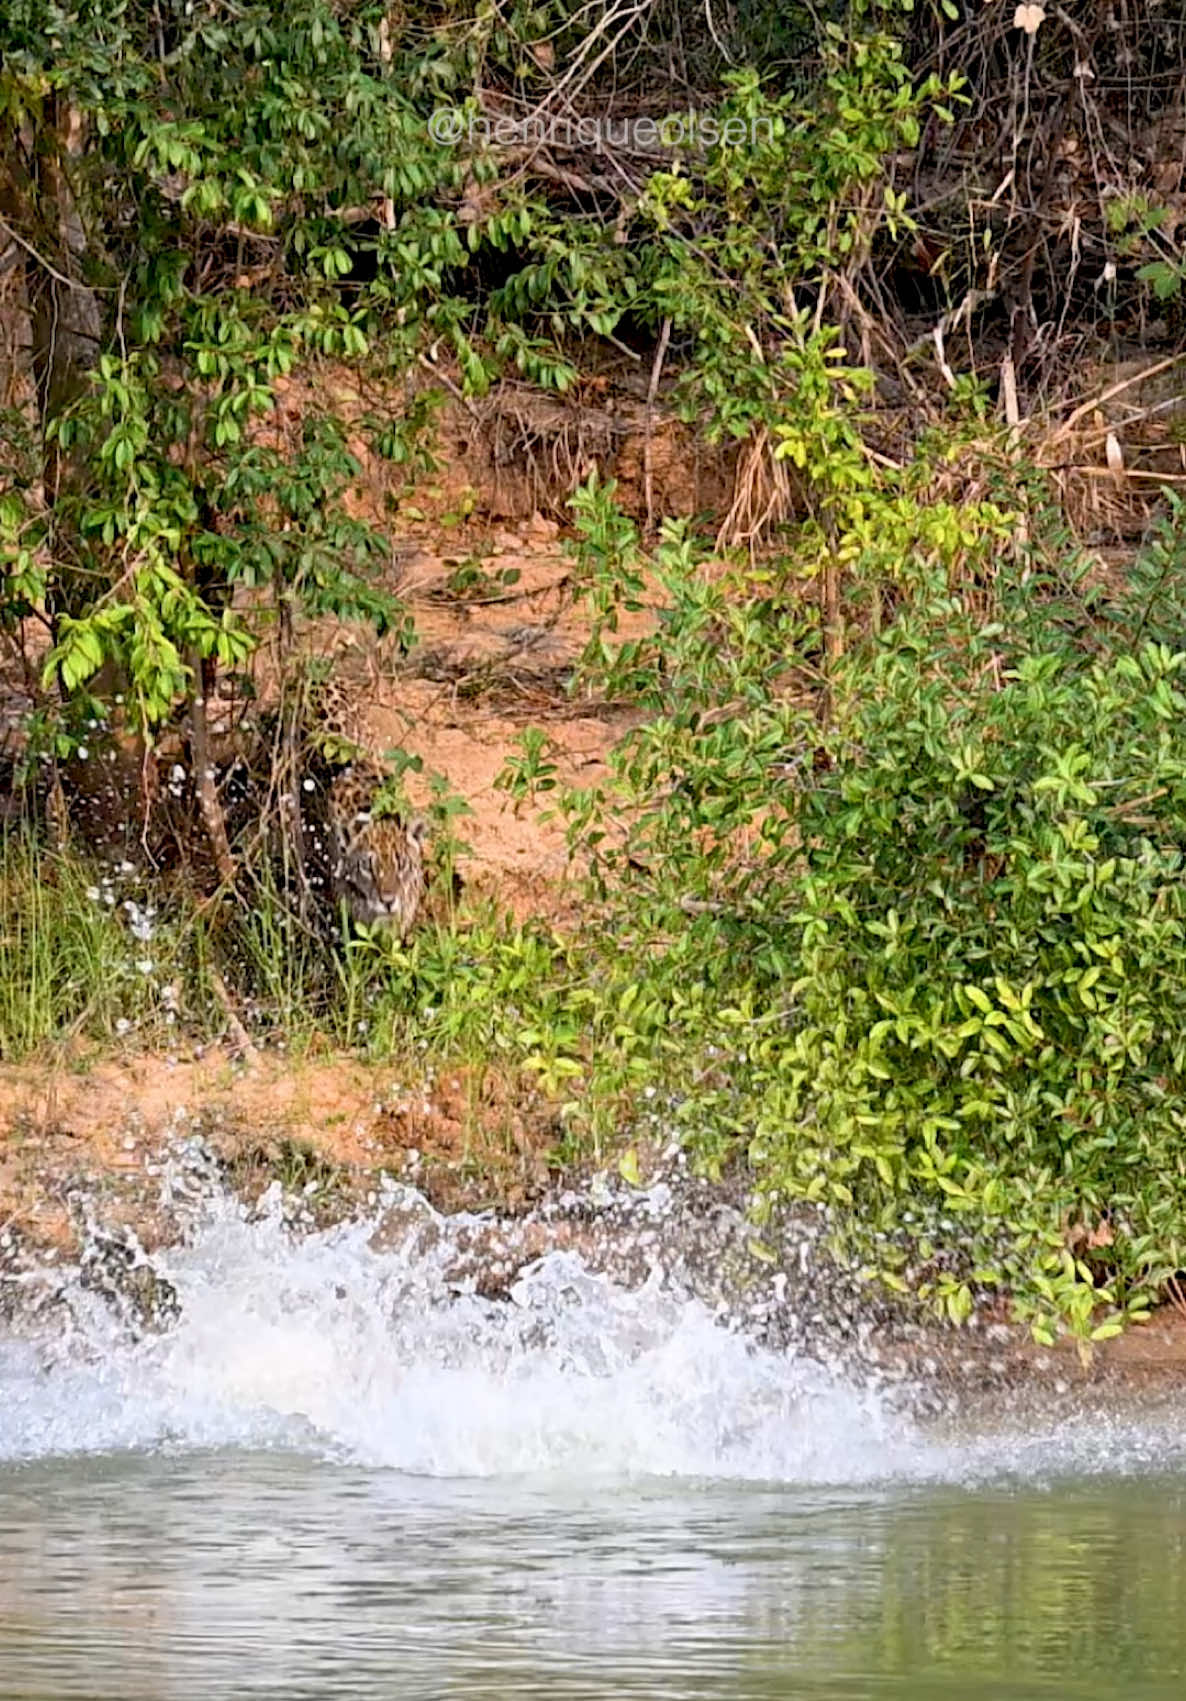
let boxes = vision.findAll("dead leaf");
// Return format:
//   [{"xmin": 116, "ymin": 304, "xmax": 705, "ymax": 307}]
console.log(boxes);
[
  {"xmin": 1014, "ymin": 3, "xmax": 1046, "ymax": 33},
  {"xmin": 1065, "ymin": 1214, "xmax": 1115, "ymax": 1254}
]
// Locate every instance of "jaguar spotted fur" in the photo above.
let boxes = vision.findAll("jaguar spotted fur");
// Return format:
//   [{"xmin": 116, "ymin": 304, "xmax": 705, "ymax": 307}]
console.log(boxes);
[{"xmin": 303, "ymin": 674, "xmax": 427, "ymax": 938}]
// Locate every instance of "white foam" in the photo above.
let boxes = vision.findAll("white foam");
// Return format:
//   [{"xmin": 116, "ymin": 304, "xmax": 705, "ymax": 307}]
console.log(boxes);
[
  {"xmin": 0, "ymin": 1185, "xmax": 1180, "ymax": 1483},
  {"xmin": 0, "ymin": 1187, "xmax": 926, "ymax": 1480}
]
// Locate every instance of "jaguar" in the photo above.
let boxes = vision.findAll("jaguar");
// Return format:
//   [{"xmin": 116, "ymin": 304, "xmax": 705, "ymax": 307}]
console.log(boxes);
[{"xmin": 302, "ymin": 673, "xmax": 428, "ymax": 938}]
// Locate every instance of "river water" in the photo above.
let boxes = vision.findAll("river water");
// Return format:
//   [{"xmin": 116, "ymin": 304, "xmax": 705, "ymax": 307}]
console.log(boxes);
[{"xmin": 1, "ymin": 1177, "xmax": 1183, "ymax": 1699}]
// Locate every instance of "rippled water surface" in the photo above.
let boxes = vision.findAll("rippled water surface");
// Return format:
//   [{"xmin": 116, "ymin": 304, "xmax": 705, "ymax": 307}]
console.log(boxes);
[
  {"xmin": 2, "ymin": 1456, "xmax": 1184, "ymax": 1700},
  {"xmin": 1, "ymin": 1176, "xmax": 1183, "ymax": 1698}
]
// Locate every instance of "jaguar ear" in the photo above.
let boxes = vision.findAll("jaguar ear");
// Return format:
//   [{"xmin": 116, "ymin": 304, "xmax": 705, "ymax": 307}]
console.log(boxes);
[{"xmin": 408, "ymin": 815, "xmax": 429, "ymax": 846}]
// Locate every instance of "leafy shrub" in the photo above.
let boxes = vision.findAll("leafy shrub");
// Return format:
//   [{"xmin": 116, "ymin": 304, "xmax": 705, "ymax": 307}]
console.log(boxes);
[
  {"xmin": 552, "ymin": 468, "xmax": 1186, "ymax": 1341},
  {"xmin": 753, "ymin": 568, "xmax": 1186, "ymax": 1339}
]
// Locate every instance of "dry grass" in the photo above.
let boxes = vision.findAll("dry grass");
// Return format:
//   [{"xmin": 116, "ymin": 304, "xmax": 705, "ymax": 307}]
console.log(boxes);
[{"xmin": 715, "ymin": 425, "xmax": 798, "ymax": 553}]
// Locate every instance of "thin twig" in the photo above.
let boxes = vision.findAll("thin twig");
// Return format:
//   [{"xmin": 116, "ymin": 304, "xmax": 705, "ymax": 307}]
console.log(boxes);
[
  {"xmin": 0, "ymin": 215, "xmax": 107, "ymax": 292},
  {"xmin": 643, "ymin": 316, "xmax": 671, "ymax": 532},
  {"xmin": 1051, "ymin": 355, "xmax": 1186, "ymax": 443}
]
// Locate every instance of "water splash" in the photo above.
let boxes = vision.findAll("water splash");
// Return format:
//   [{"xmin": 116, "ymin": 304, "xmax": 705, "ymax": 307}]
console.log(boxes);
[{"xmin": 0, "ymin": 1155, "xmax": 1182, "ymax": 1482}]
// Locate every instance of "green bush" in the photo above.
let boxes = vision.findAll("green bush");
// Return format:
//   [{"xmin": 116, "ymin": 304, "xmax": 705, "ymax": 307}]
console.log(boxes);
[
  {"xmin": 552, "ymin": 469, "xmax": 1186, "ymax": 1341},
  {"xmin": 755, "ymin": 574, "xmax": 1186, "ymax": 1340}
]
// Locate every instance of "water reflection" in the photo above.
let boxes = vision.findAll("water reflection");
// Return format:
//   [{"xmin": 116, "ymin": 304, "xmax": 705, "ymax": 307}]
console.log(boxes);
[{"xmin": 0, "ymin": 1452, "xmax": 1182, "ymax": 1699}]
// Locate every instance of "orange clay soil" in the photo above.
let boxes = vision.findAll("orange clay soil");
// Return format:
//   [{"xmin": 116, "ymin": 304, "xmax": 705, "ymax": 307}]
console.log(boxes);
[
  {"xmin": 0, "ymin": 1044, "xmax": 567, "ymax": 1256},
  {"xmin": 356, "ymin": 513, "xmax": 644, "ymax": 917},
  {"xmin": 219, "ymin": 506, "xmax": 658, "ymax": 920}
]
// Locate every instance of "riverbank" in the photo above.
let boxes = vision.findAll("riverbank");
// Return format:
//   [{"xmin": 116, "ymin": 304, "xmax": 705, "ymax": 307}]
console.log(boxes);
[
  {"xmin": 9, "ymin": 488, "xmax": 1186, "ymax": 1353},
  {"xmin": 4, "ymin": 1048, "xmax": 1186, "ymax": 1410}
]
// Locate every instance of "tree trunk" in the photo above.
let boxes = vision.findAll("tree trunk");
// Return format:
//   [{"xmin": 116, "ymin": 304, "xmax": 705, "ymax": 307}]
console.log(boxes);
[{"xmin": 1, "ymin": 98, "xmax": 102, "ymax": 506}]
